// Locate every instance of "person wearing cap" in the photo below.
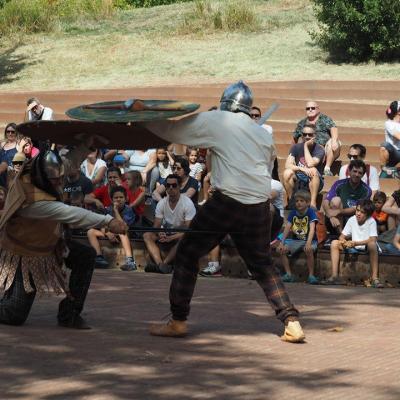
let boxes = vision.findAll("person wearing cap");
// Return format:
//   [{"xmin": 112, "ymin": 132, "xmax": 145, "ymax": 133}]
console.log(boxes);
[
  {"xmin": 143, "ymin": 81, "xmax": 305, "ymax": 343},
  {"xmin": 380, "ymin": 100, "xmax": 400, "ymax": 178},
  {"xmin": 0, "ymin": 137, "xmax": 127, "ymax": 330},
  {"xmin": 24, "ymin": 97, "xmax": 53, "ymax": 122}
]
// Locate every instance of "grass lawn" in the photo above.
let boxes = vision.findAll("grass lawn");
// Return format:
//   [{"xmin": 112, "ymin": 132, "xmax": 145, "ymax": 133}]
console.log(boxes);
[{"xmin": 1, "ymin": 0, "xmax": 400, "ymax": 91}]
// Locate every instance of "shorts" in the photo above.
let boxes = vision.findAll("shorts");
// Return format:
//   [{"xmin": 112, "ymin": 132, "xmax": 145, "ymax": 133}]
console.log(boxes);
[
  {"xmin": 295, "ymin": 171, "xmax": 324, "ymax": 192},
  {"xmin": 284, "ymin": 239, "xmax": 318, "ymax": 256},
  {"xmin": 345, "ymin": 246, "xmax": 367, "ymax": 254},
  {"xmin": 381, "ymin": 142, "xmax": 400, "ymax": 167}
]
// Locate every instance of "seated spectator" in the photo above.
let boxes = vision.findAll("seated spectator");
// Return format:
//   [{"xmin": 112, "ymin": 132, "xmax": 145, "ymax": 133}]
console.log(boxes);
[
  {"xmin": 63, "ymin": 165, "xmax": 94, "ymax": 205},
  {"xmin": 0, "ymin": 124, "xmax": 18, "ymax": 185},
  {"xmin": 276, "ymin": 190, "xmax": 319, "ymax": 285},
  {"xmin": 125, "ymin": 148, "xmax": 157, "ymax": 187},
  {"xmin": 143, "ymin": 174, "xmax": 196, "ymax": 274},
  {"xmin": 372, "ymin": 191, "xmax": 388, "ymax": 233},
  {"xmin": 80, "ymin": 148, "xmax": 107, "ymax": 189},
  {"xmin": 250, "ymin": 106, "xmax": 273, "ymax": 134},
  {"xmin": 17, "ymin": 136, "xmax": 40, "ymax": 159},
  {"xmin": 339, "ymin": 144, "xmax": 379, "ymax": 194},
  {"xmin": 324, "ymin": 199, "xmax": 383, "ymax": 288},
  {"xmin": 86, "ymin": 167, "xmax": 133, "ymax": 211},
  {"xmin": 322, "ymin": 160, "xmax": 371, "ymax": 235},
  {"xmin": 124, "ymin": 170, "xmax": 145, "ymax": 222},
  {"xmin": 382, "ymin": 184, "xmax": 400, "ymax": 230},
  {"xmin": 380, "ymin": 100, "xmax": 400, "ymax": 177},
  {"xmin": 87, "ymin": 186, "xmax": 136, "ymax": 271},
  {"xmin": 149, "ymin": 147, "xmax": 174, "ymax": 193},
  {"xmin": 293, "ymin": 101, "xmax": 340, "ymax": 176},
  {"xmin": 187, "ymin": 147, "xmax": 203, "ymax": 185},
  {"xmin": 152, "ymin": 157, "xmax": 199, "ymax": 205},
  {"xmin": 283, "ymin": 125, "xmax": 325, "ymax": 209},
  {"xmin": 24, "ymin": 97, "xmax": 53, "ymax": 121},
  {"xmin": 7, "ymin": 152, "xmax": 26, "ymax": 185},
  {"xmin": 112, "ymin": 154, "xmax": 128, "ymax": 176}
]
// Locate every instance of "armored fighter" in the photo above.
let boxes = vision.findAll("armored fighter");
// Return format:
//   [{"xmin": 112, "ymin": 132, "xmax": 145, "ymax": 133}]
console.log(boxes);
[{"xmin": 0, "ymin": 139, "xmax": 127, "ymax": 329}]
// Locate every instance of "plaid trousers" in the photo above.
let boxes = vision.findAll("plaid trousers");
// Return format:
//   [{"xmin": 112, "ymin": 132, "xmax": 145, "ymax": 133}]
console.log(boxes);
[
  {"xmin": 0, "ymin": 241, "xmax": 95, "ymax": 326},
  {"xmin": 170, "ymin": 191, "xmax": 299, "ymax": 322}
]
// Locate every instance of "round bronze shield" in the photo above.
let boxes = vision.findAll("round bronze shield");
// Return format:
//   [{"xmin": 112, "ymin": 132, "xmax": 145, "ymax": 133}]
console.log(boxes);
[{"xmin": 66, "ymin": 99, "xmax": 200, "ymax": 123}]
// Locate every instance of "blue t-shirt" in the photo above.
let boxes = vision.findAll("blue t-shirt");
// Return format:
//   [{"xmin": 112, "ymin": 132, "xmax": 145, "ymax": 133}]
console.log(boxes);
[
  {"xmin": 106, "ymin": 204, "xmax": 136, "ymax": 227},
  {"xmin": 287, "ymin": 207, "xmax": 318, "ymax": 241}
]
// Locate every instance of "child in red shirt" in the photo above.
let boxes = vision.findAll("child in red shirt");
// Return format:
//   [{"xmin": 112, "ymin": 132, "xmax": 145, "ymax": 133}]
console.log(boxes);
[{"xmin": 372, "ymin": 191, "xmax": 388, "ymax": 233}]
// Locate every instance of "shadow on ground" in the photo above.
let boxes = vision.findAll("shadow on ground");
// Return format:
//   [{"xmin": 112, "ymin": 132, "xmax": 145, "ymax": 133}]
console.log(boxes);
[
  {"xmin": 0, "ymin": 272, "xmax": 398, "ymax": 399},
  {"xmin": 0, "ymin": 45, "xmax": 34, "ymax": 85}
]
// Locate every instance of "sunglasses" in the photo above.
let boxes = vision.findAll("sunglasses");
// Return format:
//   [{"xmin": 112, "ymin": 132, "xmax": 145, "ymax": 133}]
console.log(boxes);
[
  {"xmin": 12, "ymin": 161, "xmax": 23, "ymax": 166},
  {"xmin": 166, "ymin": 182, "xmax": 178, "ymax": 188},
  {"xmin": 6, "ymin": 130, "xmax": 16, "ymax": 134},
  {"xmin": 305, "ymin": 107, "xmax": 317, "ymax": 111},
  {"xmin": 251, "ymin": 114, "xmax": 261, "ymax": 119},
  {"xmin": 347, "ymin": 154, "xmax": 360, "ymax": 160},
  {"xmin": 302, "ymin": 133, "xmax": 314, "ymax": 137}
]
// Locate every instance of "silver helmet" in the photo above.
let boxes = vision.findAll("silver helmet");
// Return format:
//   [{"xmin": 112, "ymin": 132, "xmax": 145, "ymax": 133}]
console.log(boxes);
[
  {"xmin": 219, "ymin": 80, "xmax": 253, "ymax": 114},
  {"xmin": 43, "ymin": 150, "xmax": 65, "ymax": 179}
]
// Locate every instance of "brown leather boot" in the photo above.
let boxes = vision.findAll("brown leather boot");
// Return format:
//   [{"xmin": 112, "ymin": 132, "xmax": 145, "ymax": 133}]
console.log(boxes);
[
  {"xmin": 149, "ymin": 319, "xmax": 188, "ymax": 337},
  {"xmin": 281, "ymin": 320, "xmax": 306, "ymax": 343}
]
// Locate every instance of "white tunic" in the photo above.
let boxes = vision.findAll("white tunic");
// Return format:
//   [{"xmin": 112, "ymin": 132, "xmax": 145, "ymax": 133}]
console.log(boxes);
[{"xmin": 145, "ymin": 111, "xmax": 275, "ymax": 204}]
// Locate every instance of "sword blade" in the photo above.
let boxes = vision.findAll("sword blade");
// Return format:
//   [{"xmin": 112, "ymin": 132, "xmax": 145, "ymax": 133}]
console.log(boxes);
[{"xmin": 258, "ymin": 102, "xmax": 280, "ymax": 126}]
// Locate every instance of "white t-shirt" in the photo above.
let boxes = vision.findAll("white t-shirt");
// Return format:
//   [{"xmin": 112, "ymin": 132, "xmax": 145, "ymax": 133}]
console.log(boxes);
[
  {"xmin": 271, "ymin": 179, "xmax": 285, "ymax": 217},
  {"xmin": 155, "ymin": 195, "xmax": 196, "ymax": 228},
  {"xmin": 28, "ymin": 106, "xmax": 53, "ymax": 121},
  {"xmin": 80, "ymin": 158, "xmax": 107, "ymax": 187},
  {"xmin": 126, "ymin": 149, "xmax": 156, "ymax": 171},
  {"xmin": 342, "ymin": 216, "xmax": 377, "ymax": 250},
  {"xmin": 384, "ymin": 119, "xmax": 400, "ymax": 150},
  {"xmin": 146, "ymin": 111, "xmax": 275, "ymax": 204},
  {"xmin": 339, "ymin": 164, "xmax": 380, "ymax": 191}
]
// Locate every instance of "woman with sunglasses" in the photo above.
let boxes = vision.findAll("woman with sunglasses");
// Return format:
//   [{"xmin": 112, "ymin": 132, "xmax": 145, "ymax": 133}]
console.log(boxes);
[{"xmin": 0, "ymin": 123, "xmax": 19, "ymax": 187}]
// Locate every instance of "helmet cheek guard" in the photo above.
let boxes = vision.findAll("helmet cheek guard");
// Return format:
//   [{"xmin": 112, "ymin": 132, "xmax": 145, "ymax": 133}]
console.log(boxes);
[{"xmin": 219, "ymin": 80, "xmax": 253, "ymax": 115}]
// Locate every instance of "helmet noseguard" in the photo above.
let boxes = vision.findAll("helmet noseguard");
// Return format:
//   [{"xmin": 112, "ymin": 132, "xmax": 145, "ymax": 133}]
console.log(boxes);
[
  {"xmin": 219, "ymin": 80, "xmax": 253, "ymax": 115},
  {"xmin": 43, "ymin": 150, "xmax": 64, "ymax": 179}
]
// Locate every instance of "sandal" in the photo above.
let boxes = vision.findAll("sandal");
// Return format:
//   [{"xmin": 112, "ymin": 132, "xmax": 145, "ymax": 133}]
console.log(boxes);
[
  {"xmin": 321, "ymin": 276, "xmax": 346, "ymax": 286},
  {"xmin": 371, "ymin": 278, "xmax": 384, "ymax": 289}
]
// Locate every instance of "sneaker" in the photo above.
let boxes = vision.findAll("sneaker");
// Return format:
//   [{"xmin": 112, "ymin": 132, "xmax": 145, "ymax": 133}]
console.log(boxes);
[
  {"xmin": 120, "ymin": 257, "xmax": 137, "ymax": 271},
  {"xmin": 307, "ymin": 275, "xmax": 319, "ymax": 285},
  {"xmin": 371, "ymin": 278, "xmax": 384, "ymax": 289},
  {"xmin": 159, "ymin": 263, "xmax": 173, "ymax": 274},
  {"xmin": 321, "ymin": 276, "xmax": 346, "ymax": 285},
  {"xmin": 281, "ymin": 320, "xmax": 305, "ymax": 343},
  {"xmin": 282, "ymin": 273, "xmax": 295, "ymax": 283},
  {"xmin": 149, "ymin": 319, "xmax": 188, "ymax": 337},
  {"xmin": 324, "ymin": 167, "xmax": 333, "ymax": 176},
  {"xmin": 95, "ymin": 255, "xmax": 109, "ymax": 269},
  {"xmin": 199, "ymin": 263, "xmax": 222, "ymax": 277},
  {"xmin": 144, "ymin": 262, "xmax": 161, "ymax": 273}
]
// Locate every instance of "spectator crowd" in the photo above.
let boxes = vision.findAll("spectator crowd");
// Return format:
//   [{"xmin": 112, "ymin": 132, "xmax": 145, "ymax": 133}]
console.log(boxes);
[{"xmin": 1, "ymin": 96, "xmax": 400, "ymax": 288}]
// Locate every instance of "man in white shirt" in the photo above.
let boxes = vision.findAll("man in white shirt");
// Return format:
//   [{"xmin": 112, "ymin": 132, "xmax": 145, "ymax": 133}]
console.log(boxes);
[
  {"xmin": 24, "ymin": 97, "xmax": 54, "ymax": 122},
  {"xmin": 339, "ymin": 144, "xmax": 379, "ymax": 195},
  {"xmin": 144, "ymin": 81, "xmax": 305, "ymax": 343},
  {"xmin": 143, "ymin": 174, "xmax": 196, "ymax": 274}
]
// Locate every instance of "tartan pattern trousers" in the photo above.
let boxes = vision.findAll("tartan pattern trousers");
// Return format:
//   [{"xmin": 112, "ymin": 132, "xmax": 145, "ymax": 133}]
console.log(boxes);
[
  {"xmin": 0, "ymin": 240, "xmax": 95, "ymax": 326},
  {"xmin": 170, "ymin": 191, "xmax": 299, "ymax": 323}
]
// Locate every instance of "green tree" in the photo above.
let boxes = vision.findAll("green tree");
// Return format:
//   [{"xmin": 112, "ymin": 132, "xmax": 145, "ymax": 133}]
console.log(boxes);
[{"xmin": 311, "ymin": 0, "xmax": 400, "ymax": 62}]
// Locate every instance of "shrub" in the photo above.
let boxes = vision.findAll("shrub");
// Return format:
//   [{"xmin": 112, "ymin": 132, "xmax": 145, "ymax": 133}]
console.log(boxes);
[
  {"xmin": 180, "ymin": 0, "xmax": 260, "ymax": 34},
  {"xmin": 0, "ymin": 0, "xmax": 114, "ymax": 35},
  {"xmin": 0, "ymin": 0, "xmax": 56, "ymax": 35},
  {"xmin": 311, "ymin": 0, "xmax": 400, "ymax": 63},
  {"xmin": 124, "ymin": 0, "xmax": 191, "ymax": 7}
]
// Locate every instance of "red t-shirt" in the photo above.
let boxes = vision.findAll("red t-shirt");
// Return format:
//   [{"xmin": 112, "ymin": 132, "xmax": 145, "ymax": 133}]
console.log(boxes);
[
  {"xmin": 123, "ymin": 185, "xmax": 145, "ymax": 216},
  {"xmin": 93, "ymin": 184, "xmax": 134, "ymax": 207}
]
